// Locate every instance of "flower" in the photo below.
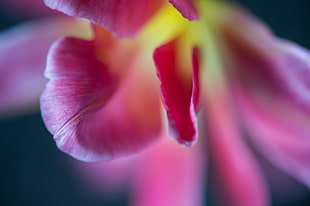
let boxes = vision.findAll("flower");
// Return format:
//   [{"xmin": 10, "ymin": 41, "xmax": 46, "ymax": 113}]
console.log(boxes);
[
  {"xmin": 39, "ymin": 0, "xmax": 310, "ymax": 205},
  {"xmin": 40, "ymin": 2, "xmax": 204, "ymax": 162},
  {"xmin": 1, "ymin": 0, "xmax": 310, "ymax": 206}
]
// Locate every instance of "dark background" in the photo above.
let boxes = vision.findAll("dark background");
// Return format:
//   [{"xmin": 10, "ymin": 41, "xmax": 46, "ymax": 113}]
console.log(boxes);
[{"xmin": 0, "ymin": 0, "xmax": 310, "ymax": 205}]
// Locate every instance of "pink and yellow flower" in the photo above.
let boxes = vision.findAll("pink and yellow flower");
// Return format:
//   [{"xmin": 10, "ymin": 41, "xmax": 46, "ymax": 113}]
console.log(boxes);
[{"xmin": 1, "ymin": 0, "xmax": 310, "ymax": 205}]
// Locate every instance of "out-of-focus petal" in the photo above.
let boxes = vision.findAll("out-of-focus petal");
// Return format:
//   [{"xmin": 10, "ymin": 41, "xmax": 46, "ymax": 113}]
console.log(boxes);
[
  {"xmin": 131, "ymin": 138, "xmax": 204, "ymax": 206},
  {"xmin": 219, "ymin": 7, "xmax": 310, "ymax": 115},
  {"xmin": 41, "ymin": 28, "xmax": 162, "ymax": 162},
  {"xmin": 153, "ymin": 39, "xmax": 200, "ymax": 147},
  {"xmin": 168, "ymin": 0, "xmax": 199, "ymax": 20},
  {"xmin": 204, "ymin": 88, "xmax": 270, "ymax": 206},
  {"xmin": 218, "ymin": 6, "xmax": 310, "ymax": 188},
  {"xmin": 0, "ymin": 17, "xmax": 88, "ymax": 117},
  {"xmin": 234, "ymin": 88, "xmax": 310, "ymax": 188},
  {"xmin": 43, "ymin": 0, "xmax": 163, "ymax": 38}
]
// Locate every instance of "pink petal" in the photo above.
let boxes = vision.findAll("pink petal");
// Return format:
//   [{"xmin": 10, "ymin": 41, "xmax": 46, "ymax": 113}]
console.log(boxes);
[
  {"xmin": 43, "ymin": 0, "xmax": 163, "ymax": 38},
  {"xmin": 204, "ymin": 89, "xmax": 270, "ymax": 206},
  {"xmin": 131, "ymin": 138, "xmax": 204, "ymax": 206},
  {"xmin": 218, "ymin": 7, "xmax": 310, "ymax": 187},
  {"xmin": 0, "ymin": 17, "xmax": 83, "ymax": 117},
  {"xmin": 41, "ymin": 28, "xmax": 162, "ymax": 162},
  {"xmin": 168, "ymin": 0, "xmax": 199, "ymax": 20},
  {"xmin": 219, "ymin": 6, "xmax": 310, "ymax": 116},
  {"xmin": 153, "ymin": 39, "xmax": 200, "ymax": 147},
  {"xmin": 234, "ymin": 87, "xmax": 310, "ymax": 188}
]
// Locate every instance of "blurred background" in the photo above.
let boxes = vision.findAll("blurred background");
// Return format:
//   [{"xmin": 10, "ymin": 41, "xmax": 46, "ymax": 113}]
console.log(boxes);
[{"xmin": 0, "ymin": 0, "xmax": 310, "ymax": 205}]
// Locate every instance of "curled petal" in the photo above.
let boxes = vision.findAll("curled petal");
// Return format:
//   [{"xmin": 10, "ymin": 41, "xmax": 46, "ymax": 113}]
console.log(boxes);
[
  {"xmin": 131, "ymin": 138, "xmax": 204, "ymax": 206},
  {"xmin": 168, "ymin": 0, "xmax": 199, "ymax": 20},
  {"xmin": 43, "ymin": 0, "xmax": 163, "ymax": 38},
  {"xmin": 41, "ymin": 30, "xmax": 161, "ymax": 161},
  {"xmin": 153, "ymin": 39, "xmax": 200, "ymax": 147},
  {"xmin": 219, "ymin": 7, "xmax": 310, "ymax": 187},
  {"xmin": 0, "ymin": 17, "xmax": 86, "ymax": 117}
]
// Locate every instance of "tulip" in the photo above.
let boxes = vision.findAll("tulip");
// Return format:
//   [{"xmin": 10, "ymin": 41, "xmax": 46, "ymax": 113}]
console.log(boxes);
[{"xmin": 1, "ymin": 0, "xmax": 310, "ymax": 206}]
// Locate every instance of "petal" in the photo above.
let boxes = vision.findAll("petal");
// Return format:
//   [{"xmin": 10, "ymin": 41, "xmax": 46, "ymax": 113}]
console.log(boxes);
[
  {"xmin": 234, "ymin": 87, "xmax": 310, "ymax": 188},
  {"xmin": 153, "ymin": 39, "xmax": 200, "ymax": 147},
  {"xmin": 204, "ymin": 88, "xmax": 270, "ymax": 206},
  {"xmin": 41, "ymin": 28, "xmax": 162, "ymax": 162},
  {"xmin": 43, "ymin": 0, "xmax": 163, "ymax": 38},
  {"xmin": 0, "ymin": 17, "xmax": 88, "ymax": 117},
  {"xmin": 168, "ymin": 0, "xmax": 199, "ymax": 20},
  {"xmin": 218, "ymin": 6, "xmax": 310, "ymax": 187},
  {"xmin": 131, "ymin": 138, "xmax": 204, "ymax": 206},
  {"xmin": 219, "ymin": 6, "xmax": 310, "ymax": 116}
]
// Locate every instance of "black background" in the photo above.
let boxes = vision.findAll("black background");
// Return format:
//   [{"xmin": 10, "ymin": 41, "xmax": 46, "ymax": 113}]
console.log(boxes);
[{"xmin": 0, "ymin": 0, "xmax": 310, "ymax": 205}]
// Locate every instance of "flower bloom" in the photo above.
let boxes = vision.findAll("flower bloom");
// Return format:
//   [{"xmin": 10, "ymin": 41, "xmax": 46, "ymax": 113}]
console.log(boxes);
[
  {"xmin": 40, "ymin": 0, "xmax": 204, "ymax": 161},
  {"xmin": 1, "ymin": 0, "xmax": 310, "ymax": 205}
]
